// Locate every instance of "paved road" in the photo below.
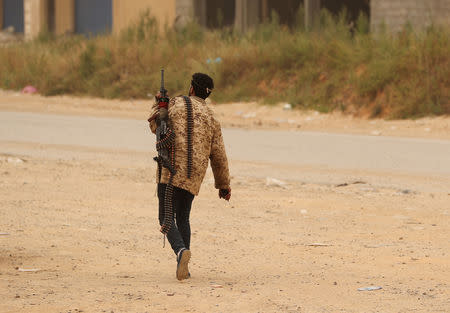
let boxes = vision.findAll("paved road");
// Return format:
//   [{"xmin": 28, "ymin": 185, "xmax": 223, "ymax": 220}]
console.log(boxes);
[{"xmin": 1, "ymin": 112, "xmax": 449, "ymax": 176}]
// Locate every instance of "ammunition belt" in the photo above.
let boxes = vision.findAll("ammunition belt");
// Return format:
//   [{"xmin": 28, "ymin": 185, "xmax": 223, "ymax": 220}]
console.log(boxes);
[
  {"xmin": 183, "ymin": 96, "xmax": 194, "ymax": 179},
  {"xmin": 155, "ymin": 127, "xmax": 176, "ymax": 235}
]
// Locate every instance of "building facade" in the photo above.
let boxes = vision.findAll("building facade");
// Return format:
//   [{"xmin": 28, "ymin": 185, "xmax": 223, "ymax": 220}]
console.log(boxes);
[
  {"xmin": 1, "ymin": 0, "xmax": 176, "ymax": 39},
  {"xmin": 1, "ymin": 0, "xmax": 25, "ymax": 33},
  {"xmin": 176, "ymin": 0, "xmax": 450, "ymax": 32},
  {"xmin": 371, "ymin": 0, "xmax": 450, "ymax": 32},
  {"xmin": 1, "ymin": 0, "xmax": 449, "ymax": 39}
]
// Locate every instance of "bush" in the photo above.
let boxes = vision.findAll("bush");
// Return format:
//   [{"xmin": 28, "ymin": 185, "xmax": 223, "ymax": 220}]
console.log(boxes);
[{"xmin": 0, "ymin": 9, "xmax": 448, "ymax": 118}]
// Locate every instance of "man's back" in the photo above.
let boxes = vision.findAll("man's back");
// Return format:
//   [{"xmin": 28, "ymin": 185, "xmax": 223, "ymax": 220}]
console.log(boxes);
[{"xmin": 150, "ymin": 95, "xmax": 229, "ymax": 195}]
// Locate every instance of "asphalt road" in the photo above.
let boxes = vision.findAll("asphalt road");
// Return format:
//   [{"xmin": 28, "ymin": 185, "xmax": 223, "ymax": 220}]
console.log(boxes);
[{"xmin": 1, "ymin": 111, "xmax": 449, "ymax": 177}]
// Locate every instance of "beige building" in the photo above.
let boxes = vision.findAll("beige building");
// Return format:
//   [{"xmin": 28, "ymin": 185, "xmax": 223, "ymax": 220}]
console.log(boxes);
[
  {"xmin": 1, "ymin": 0, "xmax": 177, "ymax": 39},
  {"xmin": 227, "ymin": 0, "xmax": 449, "ymax": 32},
  {"xmin": 1, "ymin": 0, "xmax": 449, "ymax": 40},
  {"xmin": 0, "ymin": 0, "xmax": 322, "ymax": 39},
  {"xmin": 371, "ymin": 0, "xmax": 450, "ymax": 32}
]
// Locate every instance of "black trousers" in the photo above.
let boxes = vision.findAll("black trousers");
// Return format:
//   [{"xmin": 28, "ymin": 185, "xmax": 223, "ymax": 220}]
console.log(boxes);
[{"xmin": 158, "ymin": 183, "xmax": 195, "ymax": 255}]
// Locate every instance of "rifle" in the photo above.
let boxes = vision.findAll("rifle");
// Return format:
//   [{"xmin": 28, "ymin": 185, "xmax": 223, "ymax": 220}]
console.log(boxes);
[
  {"xmin": 155, "ymin": 69, "xmax": 175, "ymax": 176},
  {"xmin": 154, "ymin": 69, "xmax": 176, "ymax": 235}
]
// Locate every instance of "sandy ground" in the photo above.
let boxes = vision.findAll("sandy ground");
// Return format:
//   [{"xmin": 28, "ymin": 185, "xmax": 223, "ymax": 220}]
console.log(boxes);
[{"xmin": 0, "ymin": 92, "xmax": 450, "ymax": 313}]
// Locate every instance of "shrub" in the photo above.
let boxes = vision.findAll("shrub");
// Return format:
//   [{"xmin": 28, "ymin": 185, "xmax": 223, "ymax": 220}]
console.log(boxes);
[{"xmin": 0, "ymin": 9, "xmax": 448, "ymax": 118}]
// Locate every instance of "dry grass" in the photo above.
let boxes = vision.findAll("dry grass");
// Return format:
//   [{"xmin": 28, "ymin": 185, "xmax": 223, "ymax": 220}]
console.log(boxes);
[{"xmin": 0, "ymin": 10, "xmax": 448, "ymax": 118}]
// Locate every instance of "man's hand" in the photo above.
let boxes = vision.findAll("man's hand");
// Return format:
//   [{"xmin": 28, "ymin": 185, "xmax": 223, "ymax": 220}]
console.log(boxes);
[
  {"xmin": 155, "ymin": 91, "xmax": 170, "ymax": 102},
  {"xmin": 148, "ymin": 90, "xmax": 169, "ymax": 130},
  {"xmin": 148, "ymin": 112, "xmax": 158, "ymax": 123},
  {"xmin": 155, "ymin": 91, "xmax": 162, "ymax": 102},
  {"xmin": 219, "ymin": 188, "xmax": 231, "ymax": 201}
]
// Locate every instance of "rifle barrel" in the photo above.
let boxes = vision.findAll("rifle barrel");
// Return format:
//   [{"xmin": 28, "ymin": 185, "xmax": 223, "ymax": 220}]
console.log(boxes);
[{"xmin": 160, "ymin": 69, "xmax": 165, "ymax": 92}]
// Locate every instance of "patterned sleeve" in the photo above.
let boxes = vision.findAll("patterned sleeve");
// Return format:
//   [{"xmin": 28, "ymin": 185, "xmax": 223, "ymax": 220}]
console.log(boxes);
[
  {"xmin": 148, "ymin": 97, "xmax": 177, "ymax": 134},
  {"xmin": 210, "ymin": 118, "xmax": 231, "ymax": 190},
  {"xmin": 148, "ymin": 100, "xmax": 159, "ymax": 134}
]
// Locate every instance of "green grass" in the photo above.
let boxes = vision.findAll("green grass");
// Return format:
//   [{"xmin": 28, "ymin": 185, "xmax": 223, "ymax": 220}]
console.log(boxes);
[{"xmin": 0, "ymin": 9, "xmax": 448, "ymax": 118}]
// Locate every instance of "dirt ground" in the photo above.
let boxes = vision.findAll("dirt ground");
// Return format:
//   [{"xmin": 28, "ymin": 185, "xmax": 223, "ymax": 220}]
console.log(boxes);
[{"xmin": 0, "ymin": 92, "xmax": 449, "ymax": 313}]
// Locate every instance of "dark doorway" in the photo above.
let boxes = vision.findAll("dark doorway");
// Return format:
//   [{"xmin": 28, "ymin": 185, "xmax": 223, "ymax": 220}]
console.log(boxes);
[
  {"xmin": 321, "ymin": 0, "xmax": 370, "ymax": 24},
  {"xmin": 205, "ymin": 0, "xmax": 235, "ymax": 29},
  {"xmin": 48, "ymin": 0, "xmax": 55, "ymax": 33},
  {"xmin": 75, "ymin": 0, "xmax": 112, "ymax": 36},
  {"xmin": 264, "ymin": 0, "xmax": 304, "ymax": 27},
  {"xmin": 2, "ymin": 0, "xmax": 24, "ymax": 33}
]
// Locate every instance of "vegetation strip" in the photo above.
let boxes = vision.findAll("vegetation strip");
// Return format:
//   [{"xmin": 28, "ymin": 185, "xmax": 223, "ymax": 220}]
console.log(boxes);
[{"xmin": 0, "ymin": 10, "xmax": 448, "ymax": 118}]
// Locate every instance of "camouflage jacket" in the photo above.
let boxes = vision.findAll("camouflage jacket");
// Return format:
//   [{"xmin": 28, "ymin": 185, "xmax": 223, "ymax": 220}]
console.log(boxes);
[{"xmin": 149, "ymin": 96, "xmax": 230, "ymax": 196}]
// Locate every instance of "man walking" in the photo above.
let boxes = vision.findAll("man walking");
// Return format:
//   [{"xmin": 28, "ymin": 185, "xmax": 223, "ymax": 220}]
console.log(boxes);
[{"xmin": 148, "ymin": 73, "xmax": 231, "ymax": 281}]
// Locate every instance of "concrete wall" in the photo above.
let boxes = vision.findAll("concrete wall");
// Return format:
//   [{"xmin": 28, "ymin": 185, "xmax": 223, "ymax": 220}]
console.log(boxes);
[
  {"xmin": 175, "ymin": 0, "xmax": 221, "ymax": 29},
  {"xmin": 235, "ymin": 0, "xmax": 260, "ymax": 32},
  {"xmin": 176, "ymin": 0, "xmax": 261, "ymax": 31},
  {"xmin": 113, "ymin": 0, "xmax": 176, "ymax": 33},
  {"xmin": 305, "ymin": 0, "xmax": 320, "ymax": 30},
  {"xmin": 175, "ymin": 0, "xmax": 195, "ymax": 28},
  {"xmin": 10, "ymin": 0, "xmax": 450, "ymax": 39},
  {"xmin": 193, "ymin": 0, "xmax": 206, "ymax": 27},
  {"xmin": 54, "ymin": 0, "xmax": 74, "ymax": 34},
  {"xmin": 24, "ymin": 0, "xmax": 48, "ymax": 39},
  {"xmin": 39, "ymin": 0, "xmax": 49, "ymax": 32},
  {"xmin": 235, "ymin": 0, "xmax": 320, "ymax": 32},
  {"xmin": 21, "ymin": 0, "xmax": 176, "ymax": 39},
  {"xmin": 371, "ymin": 0, "xmax": 450, "ymax": 32}
]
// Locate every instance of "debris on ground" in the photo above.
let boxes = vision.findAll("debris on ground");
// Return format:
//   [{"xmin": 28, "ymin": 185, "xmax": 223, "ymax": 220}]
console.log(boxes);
[
  {"xmin": 357, "ymin": 286, "xmax": 382, "ymax": 291},
  {"xmin": 364, "ymin": 244, "xmax": 393, "ymax": 248},
  {"xmin": 22, "ymin": 86, "xmax": 38, "ymax": 94},
  {"xmin": 210, "ymin": 284, "xmax": 223, "ymax": 289},
  {"xmin": 306, "ymin": 243, "xmax": 332, "ymax": 247},
  {"xmin": 266, "ymin": 177, "xmax": 287, "ymax": 189},
  {"xmin": 17, "ymin": 268, "xmax": 41, "ymax": 272},
  {"xmin": 283, "ymin": 103, "xmax": 292, "ymax": 110},
  {"xmin": 336, "ymin": 181, "xmax": 366, "ymax": 187},
  {"xmin": 5, "ymin": 157, "xmax": 25, "ymax": 164}
]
